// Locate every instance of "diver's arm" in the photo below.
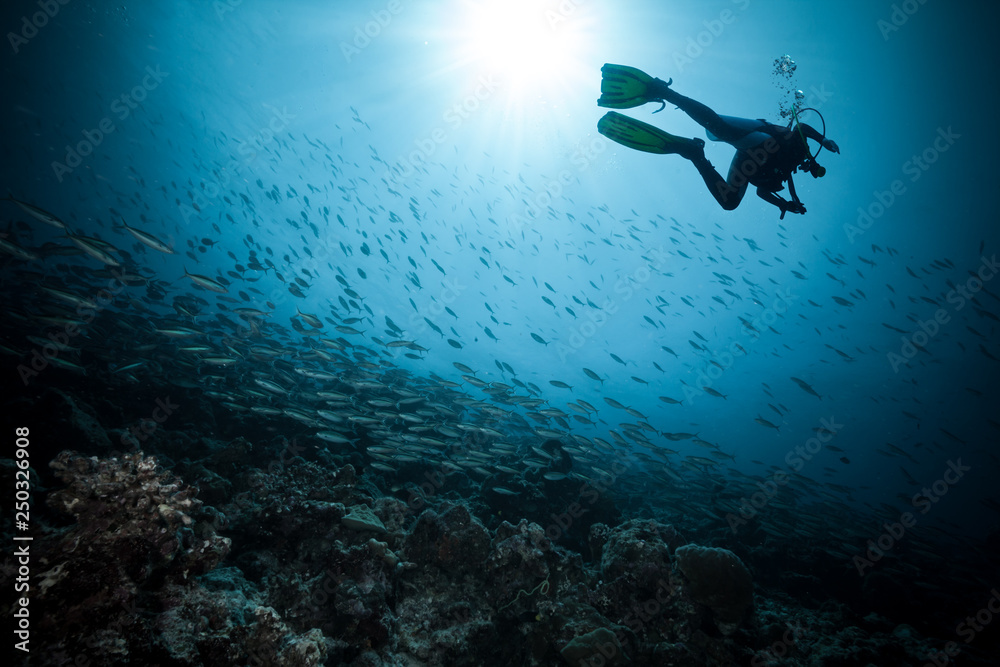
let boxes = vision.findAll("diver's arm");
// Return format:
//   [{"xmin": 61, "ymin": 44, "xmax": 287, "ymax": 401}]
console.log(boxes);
[
  {"xmin": 756, "ymin": 187, "xmax": 787, "ymax": 211},
  {"xmin": 756, "ymin": 187, "xmax": 805, "ymax": 219},
  {"xmin": 802, "ymin": 123, "xmax": 839, "ymax": 153},
  {"xmin": 787, "ymin": 174, "xmax": 799, "ymax": 203}
]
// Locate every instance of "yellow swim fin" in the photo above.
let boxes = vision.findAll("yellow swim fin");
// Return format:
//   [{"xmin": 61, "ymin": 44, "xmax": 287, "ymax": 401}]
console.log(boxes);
[
  {"xmin": 597, "ymin": 111, "xmax": 704, "ymax": 157},
  {"xmin": 598, "ymin": 63, "xmax": 671, "ymax": 111}
]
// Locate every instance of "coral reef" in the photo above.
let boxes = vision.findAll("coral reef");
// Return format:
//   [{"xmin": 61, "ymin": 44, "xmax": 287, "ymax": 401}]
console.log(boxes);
[
  {"xmin": 32, "ymin": 451, "xmax": 232, "ymax": 661},
  {"xmin": 2, "ymin": 417, "xmax": 991, "ymax": 666}
]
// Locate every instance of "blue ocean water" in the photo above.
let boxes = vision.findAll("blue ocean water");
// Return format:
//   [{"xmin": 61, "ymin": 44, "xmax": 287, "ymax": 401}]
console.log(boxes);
[{"xmin": 2, "ymin": 1, "xmax": 999, "ymax": 665}]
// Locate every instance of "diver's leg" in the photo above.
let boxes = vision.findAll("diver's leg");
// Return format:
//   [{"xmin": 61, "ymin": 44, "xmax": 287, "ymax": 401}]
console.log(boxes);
[
  {"xmin": 650, "ymin": 82, "xmax": 745, "ymax": 143},
  {"xmin": 688, "ymin": 151, "xmax": 748, "ymax": 210},
  {"xmin": 720, "ymin": 152, "xmax": 751, "ymax": 208}
]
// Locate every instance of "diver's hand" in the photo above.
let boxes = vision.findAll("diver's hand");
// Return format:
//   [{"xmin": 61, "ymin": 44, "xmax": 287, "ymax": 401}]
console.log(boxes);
[
  {"xmin": 779, "ymin": 201, "xmax": 807, "ymax": 219},
  {"xmin": 822, "ymin": 138, "xmax": 840, "ymax": 154}
]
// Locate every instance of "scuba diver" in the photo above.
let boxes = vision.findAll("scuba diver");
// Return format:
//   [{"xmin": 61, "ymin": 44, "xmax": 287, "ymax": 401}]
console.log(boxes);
[{"xmin": 596, "ymin": 64, "xmax": 839, "ymax": 218}]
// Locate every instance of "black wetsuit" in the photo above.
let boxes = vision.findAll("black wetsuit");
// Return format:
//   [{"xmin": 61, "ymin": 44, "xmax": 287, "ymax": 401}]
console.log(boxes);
[
  {"xmin": 745, "ymin": 123, "xmax": 810, "ymax": 193},
  {"xmin": 655, "ymin": 80, "xmax": 814, "ymax": 213}
]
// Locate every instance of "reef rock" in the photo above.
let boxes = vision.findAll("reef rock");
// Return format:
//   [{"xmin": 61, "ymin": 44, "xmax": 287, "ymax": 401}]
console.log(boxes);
[
  {"xmin": 36, "ymin": 450, "xmax": 231, "ymax": 663},
  {"xmin": 560, "ymin": 626, "xmax": 628, "ymax": 666},
  {"xmin": 674, "ymin": 544, "xmax": 753, "ymax": 634},
  {"xmin": 342, "ymin": 504, "xmax": 388, "ymax": 534},
  {"xmin": 403, "ymin": 502, "xmax": 490, "ymax": 575}
]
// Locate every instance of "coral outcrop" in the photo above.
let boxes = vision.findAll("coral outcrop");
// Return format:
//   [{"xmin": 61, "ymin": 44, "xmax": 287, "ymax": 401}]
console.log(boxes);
[{"xmin": 674, "ymin": 544, "xmax": 754, "ymax": 634}]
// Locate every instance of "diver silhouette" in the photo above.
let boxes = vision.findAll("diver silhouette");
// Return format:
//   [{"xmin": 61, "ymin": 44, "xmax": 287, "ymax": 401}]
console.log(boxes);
[{"xmin": 597, "ymin": 64, "xmax": 839, "ymax": 218}]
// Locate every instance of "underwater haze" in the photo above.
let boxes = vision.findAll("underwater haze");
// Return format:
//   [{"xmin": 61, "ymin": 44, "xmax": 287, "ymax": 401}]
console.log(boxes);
[{"xmin": 2, "ymin": 0, "xmax": 999, "ymax": 665}]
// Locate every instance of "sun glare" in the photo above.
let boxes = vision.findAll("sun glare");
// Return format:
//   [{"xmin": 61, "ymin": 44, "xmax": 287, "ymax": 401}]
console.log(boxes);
[{"xmin": 458, "ymin": 0, "xmax": 588, "ymax": 95}]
